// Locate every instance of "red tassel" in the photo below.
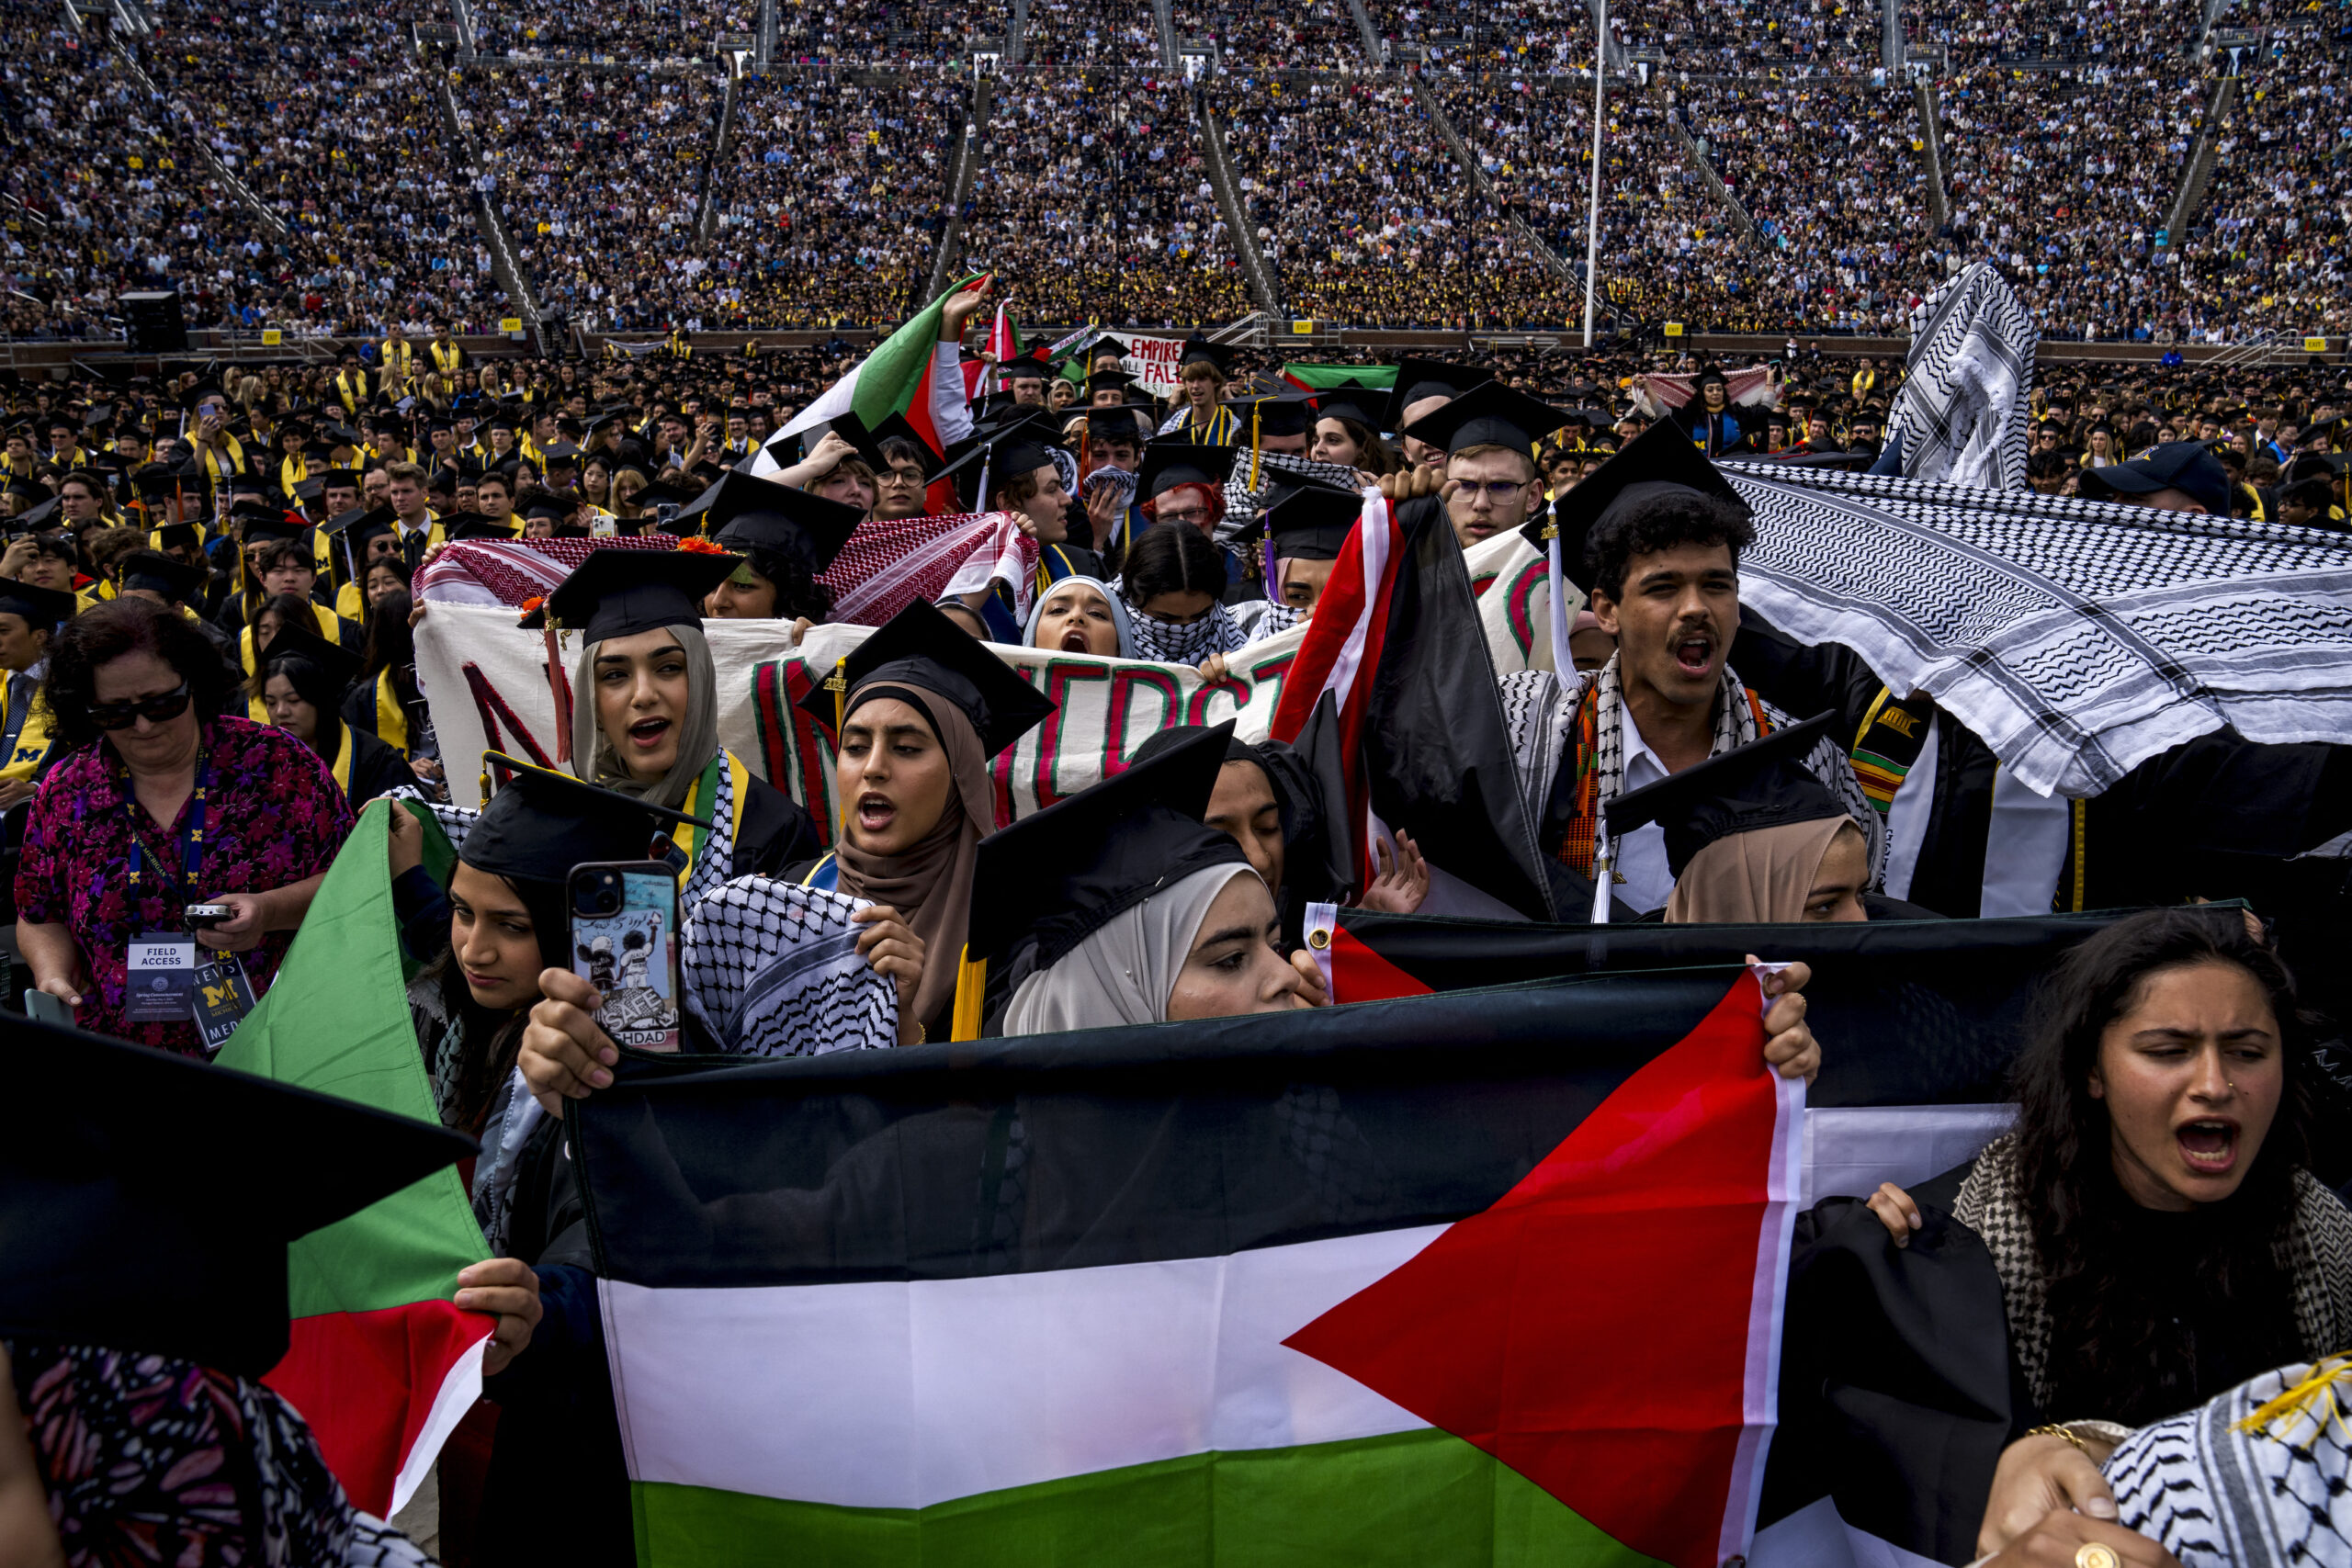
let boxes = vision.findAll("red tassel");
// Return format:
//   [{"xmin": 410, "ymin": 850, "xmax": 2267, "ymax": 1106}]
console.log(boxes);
[{"xmin": 543, "ymin": 625, "xmax": 571, "ymax": 763}]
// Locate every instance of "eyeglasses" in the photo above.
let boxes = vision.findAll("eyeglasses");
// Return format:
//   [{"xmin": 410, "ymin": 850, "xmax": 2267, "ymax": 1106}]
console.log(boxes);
[
  {"xmin": 1156, "ymin": 506, "xmax": 1210, "ymax": 526},
  {"xmin": 1457, "ymin": 480, "xmax": 1525, "ymax": 504},
  {"xmin": 90, "ymin": 682, "xmax": 193, "ymax": 731}
]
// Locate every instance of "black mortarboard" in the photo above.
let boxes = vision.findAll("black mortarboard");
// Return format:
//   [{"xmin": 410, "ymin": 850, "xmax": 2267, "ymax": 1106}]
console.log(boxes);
[
  {"xmin": 1085, "ymin": 370, "xmax": 1140, "ymax": 399},
  {"xmin": 871, "ymin": 412, "xmax": 946, "ymax": 478},
  {"xmin": 292, "ymin": 477, "xmax": 326, "ymax": 505},
  {"xmin": 1226, "ymin": 389, "xmax": 1316, "ymax": 439},
  {"xmin": 1306, "ymin": 379, "xmax": 1383, "ymax": 429},
  {"xmin": 17, "ymin": 497, "xmax": 61, "ymax": 534},
  {"xmin": 178, "ymin": 383, "xmax": 231, "ymax": 414},
  {"xmin": 1001, "ymin": 352, "xmax": 1053, "ymax": 383},
  {"xmin": 0, "ymin": 1017, "xmax": 472, "ymax": 1377},
  {"xmin": 1602, "ymin": 713, "xmax": 1843, "ymax": 879},
  {"xmin": 1381, "ymin": 357, "xmax": 1487, "ymax": 430},
  {"xmin": 1082, "ymin": 403, "xmax": 1154, "ymax": 444},
  {"xmin": 1135, "ymin": 437, "xmax": 1227, "ymax": 502},
  {"xmin": 515, "ymin": 495, "xmax": 571, "ymax": 527},
  {"xmin": 675, "ymin": 469, "xmax": 862, "ymax": 571},
  {"xmin": 791, "ymin": 597, "xmax": 1053, "ymax": 761},
  {"xmin": 540, "ymin": 442, "xmax": 583, "ymax": 469},
  {"xmin": 1264, "ymin": 475, "xmax": 1363, "ymax": 561},
  {"xmin": 1398, "ymin": 381, "xmax": 1568, "ymax": 455},
  {"xmin": 464, "ymin": 750, "xmax": 710, "ymax": 890},
  {"xmin": 1176, "ymin": 334, "xmax": 1234, "ymax": 376},
  {"xmin": 630, "ymin": 479, "xmax": 705, "ymax": 513},
  {"xmin": 0, "ymin": 577, "xmax": 77, "ymax": 628},
  {"xmin": 238, "ymin": 514, "xmax": 309, "ymax": 549},
  {"xmin": 2077, "ymin": 440, "xmax": 2232, "ymax": 516},
  {"xmin": 116, "ymin": 550, "xmax": 208, "ymax": 605},
  {"xmin": 967, "ymin": 722, "xmax": 1247, "ymax": 971},
  {"xmin": 151, "ymin": 520, "xmax": 201, "ymax": 555},
  {"xmin": 542, "ymin": 546, "xmax": 740, "ymax": 643},
  {"xmin": 1547, "ymin": 415, "xmax": 1752, "ymax": 575},
  {"xmin": 824, "ymin": 411, "xmax": 890, "ymax": 472},
  {"xmin": 255, "ymin": 618, "xmax": 361, "ymax": 702},
  {"xmin": 446, "ymin": 514, "xmax": 515, "ymax": 541},
  {"xmin": 1087, "ymin": 333, "xmax": 1132, "ymax": 362},
  {"xmin": 944, "ymin": 414, "xmax": 1067, "ymax": 513}
]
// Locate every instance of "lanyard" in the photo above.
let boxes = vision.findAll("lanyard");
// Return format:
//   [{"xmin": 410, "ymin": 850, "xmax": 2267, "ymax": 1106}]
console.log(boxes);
[{"xmin": 124, "ymin": 750, "xmax": 213, "ymax": 905}]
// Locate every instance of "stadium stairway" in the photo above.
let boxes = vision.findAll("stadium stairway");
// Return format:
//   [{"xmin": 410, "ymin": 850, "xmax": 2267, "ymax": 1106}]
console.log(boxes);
[
  {"xmin": 1191, "ymin": 87, "xmax": 1284, "ymax": 316},
  {"xmin": 2164, "ymin": 73, "xmax": 2235, "ymax": 243},
  {"xmin": 1344, "ymin": 0, "xmax": 1385, "ymax": 64},
  {"xmin": 1662, "ymin": 94, "xmax": 1762, "ymax": 248},
  {"xmin": 426, "ymin": 51, "xmax": 541, "ymax": 330},
  {"xmin": 104, "ymin": 34, "xmax": 288, "ymax": 244},
  {"xmin": 1916, "ymin": 77, "xmax": 1951, "ymax": 231},
  {"xmin": 695, "ymin": 72, "xmax": 741, "ymax": 246},
  {"xmin": 1423, "ymin": 91, "xmax": 1586, "ymax": 289},
  {"xmin": 924, "ymin": 73, "xmax": 990, "ymax": 304}
]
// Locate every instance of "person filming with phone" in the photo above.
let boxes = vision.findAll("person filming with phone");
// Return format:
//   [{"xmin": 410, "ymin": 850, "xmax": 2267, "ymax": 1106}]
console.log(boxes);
[{"xmin": 12, "ymin": 597, "xmax": 352, "ymax": 1055}]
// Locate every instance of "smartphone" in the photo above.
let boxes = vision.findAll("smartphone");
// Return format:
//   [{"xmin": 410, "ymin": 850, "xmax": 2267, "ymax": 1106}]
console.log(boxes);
[
  {"xmin": 567, "ymin": 861, "xmax": 682, "ymax": 1053},
  {"xmin": 185, "ymin": 903, "xmax": 234, "ymax": 930},
  {"xmin": 24, "ymin": 988, "xmax": 72, "ymax": 1026}
]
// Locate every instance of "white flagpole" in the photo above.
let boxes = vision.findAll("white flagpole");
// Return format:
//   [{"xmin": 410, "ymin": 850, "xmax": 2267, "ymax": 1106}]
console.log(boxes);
[{"xmin": 1583, "ymin": 0, "xmax": 1607, "ymax": 348}]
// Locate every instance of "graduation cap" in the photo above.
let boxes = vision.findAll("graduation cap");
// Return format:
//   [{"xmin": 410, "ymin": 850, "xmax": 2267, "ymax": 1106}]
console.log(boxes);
[
  {"xmin": 1082, "ymin": 402, "xmax": 1154, "ymax": 446},
  {"xmin": 0, "ymin": 1015, "xmax": 474, "ymax": 1377},
  {"xmin": 292, "ymin": 477, "xmax": 327, "ymax": 507},
  {"xmin": 238, "ymin": 514, "xmax": 310, "ymax": 551},
  {"xmin": 674, "ymin": 469, "xmax": 862, "ymax": 572},
  {"xmin": 1264, "ymin": 474, "xmax": 1363, "ymax": 561},
  {"xmin": 116, "ymin": 549, "xmax": 208, "ymax": 605},
  {"xmin": 514, "ymin": 494, "xmax": 572, "ymax": 529},
  {"xmin": 791, "ymin": 597, "xmax": 1053, "ymax": 761},
  {"xmin": 465, "ymin": 750, "xmax": 711, "ymax": 892},
  {"xmin": 1086, "ymin": 333, "xmax": 1132, "ymax": 363},
  {"xmin": 178, "ymin": 383, "xmax": 232, "ymax": 414},
  {"xmin": 1307, "ymin": 379, "xmax": 1384, "ymax": 429},
  {"xmin": 2077, "ymin": 441, "xmax": 2232, "ymax": 516},
  {"xmin": 254, "ymin": 617, "xmax": 361, "ymax": 705},
  {"xmin": 1001, "ymin": 352, "xmax": 1054, "ymax": 384},
  {"xmin": 0, "ymin": 576, "xmax": 78, "ymax": 628},
  {"xmin": 628, "ymin": 478, "xmax": 705, "ymax": 513},
  {"xmin": 1602, "ymin": 712, "xmax": 1843, "ymax": 882},
  {"xmin": 445, "ymin": 513, "xmax": 515, "ymax": 541},
  {"xmin": 1381, "ymin": 357, "xmax": 1487, "ymax": 431},
  {"xmin": 1175, "ymin": 334, "xmax": 1234, "ymax": 377},
  {"xmin": 541, "ymin": 546, "xmax": 740, "ymax": 643},
  {"xmin": 150, "ymin": 520, "xmax": 201, "ymax": 556},
  {"xmin": 1225, "ymin": 389, "xmax": 1317, "ymax": 440},
  {"xmin": 871, "ymin": 411, "xmax": 945, "ymax": 476},
  {"xmin": 967, "ymin": 721, "xmax": 1246, "ymax": 972},
  {"xmin": 1546, "ymin": 414, "xmax": 1751, "ymax": 573},
  {"xmin": 1399, "ymin": 381, "xmax": 1569, "ymax": 456},
  {"xmin": 540, "ymin": 442, "xmax": 584, "ymax": 470},
  {"xmin": 1133, "ymin": 436, "xmax": 1228, "ymax": 503},
  {"xmin": 942, "ymin": 413, "xmax": 1069, "ymax": 513},
  {"xmin": 1085, "ymin": 369, "xmax": 1140, "ymax": 400},
  {"xmin": 824, "ymin": 411, "xmax": 890, "ymax": 471}
]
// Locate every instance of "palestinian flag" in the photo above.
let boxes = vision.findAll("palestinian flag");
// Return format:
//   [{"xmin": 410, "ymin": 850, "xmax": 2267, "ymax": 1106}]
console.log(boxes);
[
  {"xmin": 216, "ymin": 801, "xmax": 492, "ymax": 1518},
  {"xmin": 763, "ymin": 274, "xmax": 986, "ymax": 466},
  {"xmin": 1309, "ymin": 906, "xmax": 2166, "ymax": 1106},
  {"xmin": 1282, "ymin": 362, "xmax": 1399, "ymax": 392},
  {"xmin": 1273, "ymin": 490, "xmax": 1555, "ymax": 921},
  {"xmin": 573, "ymin": 966, "xmax": 1834, "ymax": 1564},
  {"xmin": 962, "ymin": 300, "xmax": 1023, "ymax": 401}
]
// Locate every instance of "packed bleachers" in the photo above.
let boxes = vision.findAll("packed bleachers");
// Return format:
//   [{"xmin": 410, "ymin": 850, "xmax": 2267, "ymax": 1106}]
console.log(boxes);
[
  {"xmin": 702, "ymin": 73, "xmax": 962, "ymax": 328},
  {"xmin": 1170, "ymin": 0, "xmax": 1358, "ymax": 73},
  {"xmin": 468, "ymin": 0, "xmax": 750, "ymax": 62},
  {"xmin": 962, "ymin": 72, "xmax": 1248, "ymax": 327},
  {"xmin": 770, "ymin": 0, "xmax": 979, "ymax": 65}
]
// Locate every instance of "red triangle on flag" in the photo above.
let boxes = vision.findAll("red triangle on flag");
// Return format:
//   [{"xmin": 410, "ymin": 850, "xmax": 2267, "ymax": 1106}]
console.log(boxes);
[{"xmin": 1284, "ymin": 974, "xmax": 1801, "ymax": 1568}]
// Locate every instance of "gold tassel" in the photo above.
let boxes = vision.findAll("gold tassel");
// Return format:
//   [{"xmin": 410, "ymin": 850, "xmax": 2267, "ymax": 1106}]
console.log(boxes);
[
  {"xmin": 825, "ymin": 657, "xmax": 850, "ymax": 832},
  {"xmin": 950, "ymin": 946, "xmax": 987, "ymax": 1042},
  {"xmin": 1249, "ymin": 402, "xmax": 1262, "ymax": 492},
  {"xmin": 545, "ymin": 624, "xmax": 570, "ymax": 764},
  {"xmin": 2232, "ymin": 1351, "xmax": 2352, "ymax": 1445}
]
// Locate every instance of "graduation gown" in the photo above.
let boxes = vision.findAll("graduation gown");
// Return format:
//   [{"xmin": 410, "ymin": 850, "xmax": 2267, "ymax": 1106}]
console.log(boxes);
[{"xmin": 341, "ymin": 668, "xmax": 432, "ymax": 760}]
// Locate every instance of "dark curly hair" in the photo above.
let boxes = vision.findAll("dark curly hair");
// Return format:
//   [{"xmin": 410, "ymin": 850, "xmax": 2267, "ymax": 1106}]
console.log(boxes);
[
  {"xmin": 1583, "ymin": 491, "xmax": 1756, "ymax": 604},
  {"xmin": 44, "ymin": 595, "xmax": 241, "ymax": 751},
  {"xmin": 738, "ymin": 547, "xmax": 834, "ymax": 622},
  {"xmin": 2012, "ymin": 907, "xmax": 2315, "ymax": 1424}
]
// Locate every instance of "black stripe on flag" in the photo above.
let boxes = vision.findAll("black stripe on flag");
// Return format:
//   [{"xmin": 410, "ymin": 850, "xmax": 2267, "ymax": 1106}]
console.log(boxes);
[{"xmin": 572, "ymin": 967, "xmax": 1742, "ymax": 1289}]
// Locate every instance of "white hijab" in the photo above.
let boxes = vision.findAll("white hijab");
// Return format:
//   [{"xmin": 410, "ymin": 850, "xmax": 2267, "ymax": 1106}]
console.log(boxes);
[{"xmin": 1001, "ymin": 863, "xmax": 1253, "ymax": 1035}]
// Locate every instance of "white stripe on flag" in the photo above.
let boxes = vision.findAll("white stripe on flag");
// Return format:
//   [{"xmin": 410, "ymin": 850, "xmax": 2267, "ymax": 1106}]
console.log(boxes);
[
  {"xmin": 1319, "ymin": 490, "xmax": 1390, "ymax": 710},
  {"xmin": 1722, "ymin": 1028, "xmax": 1809, "ymax": 1566},
  {"xmin": 1803, "ymin": 1105, "xmax": 2015, "ymax": 1201},
  {"xmin": 600, "ymin": 1225, "xmax": 1446, "ymax": 1513},
  {"xmin": 388, "ymin": 1337, "xmax": 489, "ymax": 1517}
]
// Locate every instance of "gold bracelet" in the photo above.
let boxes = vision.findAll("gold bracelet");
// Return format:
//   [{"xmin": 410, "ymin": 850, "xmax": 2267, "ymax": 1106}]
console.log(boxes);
[{"xmin": 2025, "ymin": 1422, "xmax": 2087, "ymax": 1453}]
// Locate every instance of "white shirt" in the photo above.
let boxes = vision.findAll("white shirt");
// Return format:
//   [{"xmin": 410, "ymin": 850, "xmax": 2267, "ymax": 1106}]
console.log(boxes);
[{"xmin": 1610, "ymin": 706, "xmax": 1677, "ymax": 914}]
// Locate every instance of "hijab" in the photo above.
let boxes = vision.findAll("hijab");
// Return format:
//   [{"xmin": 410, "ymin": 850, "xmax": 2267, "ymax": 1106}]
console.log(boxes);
[
  {"xmin": 570, "ymin": 621, "xmax": 720, "ymax": 812},
  {"xmin": 1663, "ymin": 816, "xmax": 1853, "ymax": 924},
  {"xmin": 831, "ymin": 677, "xmax": 993, "ymax": 1036},
  {"xmin": 1001, "ymin": 863, "xmax": 1253, "ymax": 1034},
  {"xmin": 1023, "ymin": 574, "xmax": 1136, "ymax": 659}
]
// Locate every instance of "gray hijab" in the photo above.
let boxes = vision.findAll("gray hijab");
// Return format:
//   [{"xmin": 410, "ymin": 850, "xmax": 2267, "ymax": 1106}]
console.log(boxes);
[
  {"xmin": 1001, "ymin": 863, "xmax": 1255, "ymax": 1035},
  {"xmin": 569, "ymin": 621, "xmax": 721, "ymax": 811},
  {"xmin": 1023, "ymin": 574, "xmax": 1137, "ymax": 660}
]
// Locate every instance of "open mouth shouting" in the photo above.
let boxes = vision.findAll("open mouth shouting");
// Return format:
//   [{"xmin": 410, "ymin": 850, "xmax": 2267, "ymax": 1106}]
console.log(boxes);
[
  {"xmin": 856, "ymin": 791, "xmax": 897, "ymax": 835},
  {"xmin": 627, "ymin": 715, "xmax": 673, "ymax": 753},
  {"xmin": 2176, "ymin": 1115, "xmax": 2240, "ymax": 1178},
  {"xmin": 1671, "ymin": 628, "xmax": 1716, "ymax": 679},
  {"xmin": 1058, "ymin": 625, "xmax": 1091, "ymax": 653}
]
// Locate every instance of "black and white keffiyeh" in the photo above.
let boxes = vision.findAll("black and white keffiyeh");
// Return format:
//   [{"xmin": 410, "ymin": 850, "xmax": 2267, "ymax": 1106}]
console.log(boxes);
[
  {"xmin": 1125, "ymin": 597, "xmax": 1254, "ymax": 664},
  {"xmin": 1218, "ymin": 452, "xmax": 1366, "ymax": 550},
  {"xmin": 1880, "ymin": 260, "xmax": 2037, "ymax": 491},
  {"xmin": 2104, "ymin": 1356, "xmax": 2352, "ymax": 1568},
  {"xmin": 1498, "ymin": 654, "xmax": 1887, "ymax": 882},
  {"xmin": 1718, "ymin": 462, "xmax": 2352, "ymax": 796},
  {"xmin": 681, "ymin": 876, "xmax": 899, "ymax": 1056}
]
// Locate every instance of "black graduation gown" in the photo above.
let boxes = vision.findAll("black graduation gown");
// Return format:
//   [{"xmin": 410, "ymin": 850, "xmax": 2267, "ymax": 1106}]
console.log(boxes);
[
  {"xmin": 328, "ymin": 720, "xmax": 419, "ymax": 808},
  {"xmin": 339, "ymin": 673, "xmax": 431, "ymax": 758},
  {"xmin": 732, "ymin": 770, "xmax": 821, "ymax": 877}
]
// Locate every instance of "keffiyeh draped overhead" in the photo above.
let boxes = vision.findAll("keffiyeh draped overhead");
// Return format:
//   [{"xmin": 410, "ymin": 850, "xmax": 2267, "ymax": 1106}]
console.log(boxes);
[
  {"xmin": 681, "ymin": 878, "xmax": 899, "ymax": 1056},
  {"xmin": 1879, "ymin": 260, "xmax": 2037, "ymax": 491},
  {"xmin": 1722, "ymin": 461, "xmax": 2352, "ymax": 797}
]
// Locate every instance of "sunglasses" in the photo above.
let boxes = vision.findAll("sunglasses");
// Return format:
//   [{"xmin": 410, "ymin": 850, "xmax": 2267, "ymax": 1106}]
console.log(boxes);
[{"xmin": 90, "ymin": 682, "xmax": 192, "ymax": 731}]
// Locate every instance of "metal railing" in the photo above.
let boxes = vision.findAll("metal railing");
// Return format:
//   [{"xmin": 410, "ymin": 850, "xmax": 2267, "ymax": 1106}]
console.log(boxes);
[
  {"xmin": 2164, "ymin": 73, "xmax": 2234, "ymax": 240},
  {"xmin": 1915, "ymin": 77, "xmax": 1950, "ymax": 232},
  {"xmin": 924, "ymin": 73, "xmax": 990, "ymax": 304},
  {"xmin": 1190, "ymin": 88, "xmax": 1283, "ymax": 316}
]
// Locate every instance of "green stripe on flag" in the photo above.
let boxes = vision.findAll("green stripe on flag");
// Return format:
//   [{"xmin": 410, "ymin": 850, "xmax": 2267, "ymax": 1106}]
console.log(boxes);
[
  {"xmin": 630, "ymin": 1430, "xmax": 1666, "ymax": 1568},
  {"xmin": 1281, "ymin": 363, "xmax": 1399, "ymax": 390},
  {"xmin": 219, "ymin": 801, "xmax": 487, "ymax": 1317},
  {"xmin": 849, "ymin": 274, "xmax": 984, "ymax": 429}
]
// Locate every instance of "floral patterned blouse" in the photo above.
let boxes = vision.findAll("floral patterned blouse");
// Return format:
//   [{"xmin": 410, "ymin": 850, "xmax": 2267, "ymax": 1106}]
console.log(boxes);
[{"xmin": 14, "ymin": 716, "xmax": 354, "ymax": 1055}]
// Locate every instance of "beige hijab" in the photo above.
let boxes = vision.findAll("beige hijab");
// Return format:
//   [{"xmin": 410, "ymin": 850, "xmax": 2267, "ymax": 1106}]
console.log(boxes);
[
  {"xmin": 570, "ymin": 622, "xmax": 721, "ymax": 812},
  {"xmin": 1664, "ymin": 817, "xmax": 1853, "ymax": 924},
  {"xmin": 831, "ymin": 679, "xmax": 992, "ymax": 1037}
]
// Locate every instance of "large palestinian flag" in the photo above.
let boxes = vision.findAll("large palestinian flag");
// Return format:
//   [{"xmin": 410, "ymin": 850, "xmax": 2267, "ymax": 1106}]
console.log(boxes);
[
  {"xmin": 569, "ymin": 964, "xmax": 2018, "ymax": 1564},
  {"xmin": 217, "ymin": 801, "xmax": 492, "ymax": 1517}
]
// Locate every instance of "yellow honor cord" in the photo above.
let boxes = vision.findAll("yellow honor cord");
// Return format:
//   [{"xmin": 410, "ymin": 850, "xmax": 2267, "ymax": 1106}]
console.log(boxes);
[
  {"xmin": 825, "ymin": 658, "xmax": 850, "ymax": 831},
  {"xmin": 950, "ymin": 946, "xmax": 988, "ymax": 1043}
]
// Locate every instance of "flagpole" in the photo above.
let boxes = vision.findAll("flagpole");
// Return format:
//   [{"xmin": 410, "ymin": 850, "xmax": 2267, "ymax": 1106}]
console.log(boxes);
[{"xmin": 1583, "ymin": 0, "xmax": 1606, "ymax": 349}]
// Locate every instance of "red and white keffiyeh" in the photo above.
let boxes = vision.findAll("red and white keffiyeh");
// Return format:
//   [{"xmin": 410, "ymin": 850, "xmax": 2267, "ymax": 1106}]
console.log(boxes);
[
  {"xmin": 414, "ymin": 536, "xmax": 676, "ymax": 607},
  {"xmin": 1631, "ymin": 367, "xmax": 1779, "ymax": 417},
  {"xmin": 820, "ymin": 510, "xmax": 1040, "ymax": 626},
  {"xmin": 412, "ymin": 516, "xmax": 1040, "ymax": 626}
]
